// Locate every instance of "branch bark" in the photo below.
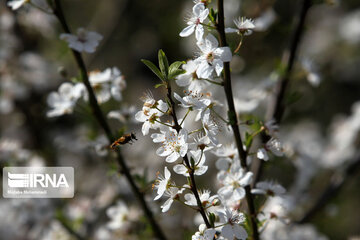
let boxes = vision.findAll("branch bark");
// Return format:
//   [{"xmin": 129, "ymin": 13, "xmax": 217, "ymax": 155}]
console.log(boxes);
[
  {"xmin": 52, "ymin": 1, "xmax": 167, "ymax": 239},
  {"xmin": 216, "ymin": 0, "xmax": 259, "ymax": 239}
]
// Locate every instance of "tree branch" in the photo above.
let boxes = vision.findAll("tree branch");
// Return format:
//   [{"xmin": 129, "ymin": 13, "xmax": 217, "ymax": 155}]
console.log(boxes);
[
  {"xmin": 166, "ymin": 83, "xmax": 211, "ymax": 228},
  {"xmin": 216, "ymin": 0, "xmax": 259, "ymax": 239},
  {"xmin": 252, "ymin": 0, "xmax": 312, "ymax": 185},
  {"xmin": 52, "ymin": 1, "xmax": 167, "ymax": 239}
]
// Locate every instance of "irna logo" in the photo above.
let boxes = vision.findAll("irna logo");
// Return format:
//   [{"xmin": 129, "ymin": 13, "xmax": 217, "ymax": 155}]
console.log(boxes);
[
  {"xmin": 3, "ymin": 167, "xmax": 74, "ymax": 198},
  {"xmin": 8, "ymin": 172, "xmax": 69, "ymax": 188}
]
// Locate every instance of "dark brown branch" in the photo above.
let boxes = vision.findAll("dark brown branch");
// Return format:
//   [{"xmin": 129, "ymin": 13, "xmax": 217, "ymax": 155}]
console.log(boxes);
[
  {"xmin": 166, "ymin": 83, "xmax": 211, "ymax": 228},
  {"xmin": 52, "ymin": 1, "xmax": 167, "ymax": 239},
  {"xmin": 216, "ymin": 0, "xmax": 259, "ymax": 239}
]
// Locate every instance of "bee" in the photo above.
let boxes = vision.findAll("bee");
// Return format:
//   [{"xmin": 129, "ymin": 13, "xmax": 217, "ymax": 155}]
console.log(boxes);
[{"xmin": 110, "ymin": 133, "xmax": 138, "ymax": 149}]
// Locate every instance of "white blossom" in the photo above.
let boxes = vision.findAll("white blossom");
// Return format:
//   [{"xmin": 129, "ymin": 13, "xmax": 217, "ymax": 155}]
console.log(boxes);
[
  {"xmin": 135, "ymin": 94, "xmax": 168, "ymax": 135},
  {"xmin": 160, "ymin": 187, "xmax": 185, "ymax": 212},
  {"xmin": 174, "ymin": 92, "xmax": 211, "ymax": 119},
  {"xmin": 217, "ymin": 162, "xmax": 253, "ymax": 201},
  {"xmin": 217, "ymin": 208, "xmax": 248, "ymax": 240},
  {"xmin": 184, "ymin": 190, "xmax": 217, "ymax": 208},
  {"xmin": 47, "ymin": 82, "xmax": 84, "ymax": 118},
  {"xmin": 266, "ymin": 138, "xmax": 284, "ymax": 157},
  {"xmin": 173, "ymin": 150, "xmax": 208, "ymax": 176},
  {"xmin": 180, "ymin": 3, "xmax": 209, "ymax": 41},
  {"xmin": 87, "ymin": 67, "xmax": 126, "ymax": 104},
  {"xmin": 156, "ymin": 128, "xmax": 188, "ymax": 163},
  {"xmin": 60, "ymin": 28, "xmax": 103, "ymax": 53},
  {"xmin": 195, "ymin": 34, "xmax": 232, "ymax": 79},
  {"xmin": 192, "ymin": 224, "xmax": 216, "ymax": 240},
  {"xmin": 153, "ymin": 167, "xmax": 172, "ymax": 200},
  {"xmin": 107, "ymin": 105, "xmax": 137, "ymax": 123},
  {"xmin": 225, "ymin": 17, "xmax": 255, "ymax": 35},
  {"xmin": 176, "ymin": 60, "xmax": 210, "ymax": 92},
  {"xmin": 189, "ymin": 135, "xmax": 215, "ymax": 152},
  {"xmin": 106, "ymin": 201, "xmax": 130, "ymax": 230},
  {"xmin": 201, "ymin": 109, "xmax": 219, "ymax": 145},
  {"xmin": 251, "ymin": 181, "xmax": 286, "ymax": 196}
]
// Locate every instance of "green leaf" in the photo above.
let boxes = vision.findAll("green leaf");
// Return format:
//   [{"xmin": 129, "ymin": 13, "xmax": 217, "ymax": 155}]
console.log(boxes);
[
  {"xmin": 154, "ymin": 83, "xmax": 165, "ymax": 88},
  {"xmin": 208, "ymin": 212, "xmax": 216, "ymax": 228},
  {"xmin": 168, "ymin": 69, "xmax": 186, "ymax": 80},
  {"xmin": 158, "ymin": 49, "xmax": 169, "ymax": 78},
  {"xmin": 168, "ymin": 61, "xmax": 186, "ymax": 80},
  {"xmin": 141, "ymin": 59, "xmax": 164, "ymax": 81},
  {"xmin": 209, "ymin": 8, "xmax": 217, "ymax": 23},
  {"xmin": 245, "ymin": 132, "xmax": 253, "ymax": 150}
]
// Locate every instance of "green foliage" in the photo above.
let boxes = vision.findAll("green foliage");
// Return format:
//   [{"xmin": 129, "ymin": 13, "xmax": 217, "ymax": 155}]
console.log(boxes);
[
  {"xmin": 208, "ymin": 212, "xmax": 216, "ymax": 228},
  {"xmin": 158, "ymin": 49, "xmax": 169, "ymax": 78},
  {"xmin": 141, "ymin": 50, "xmax": 185, "ymax": 87},
  {"xmin": 141, "ymin": 59, "xmax": 165, "ymax": 82},
  {"xmin": 209, "ymin": 8, "xmax": 217, "ymax": 24},
  {"xmin": 168, "ymin": 61, "xmax": 186, "ymax": 80},
  {"xmin": 245, "ymin": 131, "xmax": 253, "ymax": 150}
]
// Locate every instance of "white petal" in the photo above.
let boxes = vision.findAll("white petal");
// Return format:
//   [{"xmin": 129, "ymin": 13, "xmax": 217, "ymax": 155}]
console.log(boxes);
[
  {"xmin": 173, "ymin": 164, "xmax": 188, "ymax": 176},
  {"xmin": 233, "ymin": 224, "xmax": 248, "ymax": 239},
  {"xmin": 225, "ymin": 27, "xmax": 238, "ymax": 33},
  {"xmin": 233, "ymin": 187, "xmax": 246, "ymax": 200},
  {"xmin": 166, "ymin": 152, "xmax": 180, "ymax": 163},
  {"xmin": 164, "ymin": 166, "xmax": 171, "ymax": 179},
  {"xmin": 215, "ymin": 47, "xmax": 232, "ymax": 62},
  {"xmin": 221, "ymin": 225, "xmax": 233, "ymax": 240},
  {"xmin": 161, "ymin": 198, "xmax": 174, "ymax": 212},
  {"xmin": 180, "ymin": 25, "xmax": 196, "ymax": 37}
]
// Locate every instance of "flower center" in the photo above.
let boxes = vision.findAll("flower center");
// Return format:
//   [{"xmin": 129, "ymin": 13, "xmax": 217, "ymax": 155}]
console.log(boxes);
[{"xmin": 206, "ymin": 52, "xmax": 215, "ymax": 64}]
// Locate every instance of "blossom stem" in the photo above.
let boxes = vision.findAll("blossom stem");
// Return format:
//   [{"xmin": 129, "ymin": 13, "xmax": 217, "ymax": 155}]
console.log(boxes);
[
  {"xmin": 51, "ymin": 2, "xmax": 167, "ymax": 239},
  {"xmin": 176, "ymin": 199, "xmax": 198, "ymax": 211},
  {"xmin": 165, "ymin": 82, "xmax": 211, "ymax": 228},
  {"xmin": 155, "ymin": 106, "xmax": 167, "ymax": 114},
  {"xmin": 216, "ymin": 0, "xmax": 260, "ymax": 239},
  {"xmin": 210, "ymin": 107, "xmax": 229, "ymax": 124},
  {"xmin": 154, "ymin": 119, "xmax": 174, "ymax": 128},
  {"xmin": 199, "ymin": 77, "xmax": 224, "ymax": 86},
  {"xmin": 234, "ymin": 34, "xmax": 244, "ymax": 54},
  {"xmin": 189, "ymin": 128, "xmax": 204, "ymax": 135},
  {"xmin": 200, "ymin": 22, "xmax": 217, "ymax": 29},
  {"xmin": 180, "ymin": 108, "xmax": 192, "ymax": 126}
]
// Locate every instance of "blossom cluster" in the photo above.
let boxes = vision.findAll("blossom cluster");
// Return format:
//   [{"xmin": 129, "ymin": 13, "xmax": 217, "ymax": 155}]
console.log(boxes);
[
  {"xmin": 135, "ymin": 1, "xmax": 287, "ymax": 239},
  {"xmin": 47, "ymin": 67, "xmax": 126, "ymax": 118}
]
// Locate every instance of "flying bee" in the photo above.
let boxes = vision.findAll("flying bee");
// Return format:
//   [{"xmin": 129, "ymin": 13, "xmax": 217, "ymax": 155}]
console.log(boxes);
[{"xmin": 110, "ymin": 133, "xmax": 138, "ymax": 149}]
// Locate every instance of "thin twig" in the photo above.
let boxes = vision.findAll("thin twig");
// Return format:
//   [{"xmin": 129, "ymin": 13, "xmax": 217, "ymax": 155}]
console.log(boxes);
[
  {"xmin": 52, "ymin": 1, "xmax": 167, "ymax": 239},
  {"xmin": 216, "ymin": 0, "xmax": 259, "ymax": 239},
  {"xmin": 252, "ymin": 0, "xmax": 312, "ymax": 185}
]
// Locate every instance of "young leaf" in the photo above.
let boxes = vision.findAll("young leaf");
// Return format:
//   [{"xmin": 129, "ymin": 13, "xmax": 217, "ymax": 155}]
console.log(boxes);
[
  {"xmin": 245, "ymin": 132, "xmax": 253, "ymax": 150},
  {"xmin": 141, "ymin": 59, "xmax": 164, "ymax": 81},
  {"xmin": 168, "ymin": 61, "xmax": 186, "ymax": 80},
  {"xmin": 154, "ymin": 83, "xmax": 166, "ymax": 89},
  {"xmin": 158, "ymin": 49, "xmax": 169, "ymax": 78}
]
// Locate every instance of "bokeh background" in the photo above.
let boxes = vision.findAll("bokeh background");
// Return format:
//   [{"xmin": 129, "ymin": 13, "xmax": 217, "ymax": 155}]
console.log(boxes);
[{"xmin": 1, "ymin": 0, "xmax": 360, "ymax": 239}]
